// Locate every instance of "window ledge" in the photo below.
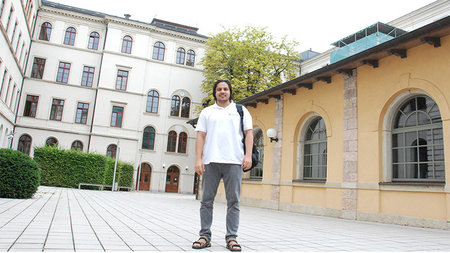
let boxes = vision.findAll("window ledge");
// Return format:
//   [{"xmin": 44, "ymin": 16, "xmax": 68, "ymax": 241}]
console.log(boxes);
[
  {"xmin": 292, "ymin": 179, "xmax": 326, "ymax": 184},
  {"xmin": 379, "ymin": 181, "xmax": 445, "ymax": 187},
  {"xmin": 243, "ymin": 178, "xmax": 262, "ymax": 182}
]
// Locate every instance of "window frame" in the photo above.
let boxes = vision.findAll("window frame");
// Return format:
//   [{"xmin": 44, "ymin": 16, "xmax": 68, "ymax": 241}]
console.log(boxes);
[
  {"xmin": 81, "ymin": 66, "xmax": 95, "ymax": 87},
  {"xmin": 176, "ymin": 47, "xmax": 185, "ymax": 65},
  {"xmin": 146, "ymin": 90, "xmax": 159, "ymax": 114},
  {"xmin": 18, "ymin": 134, "xmax": 32, "ymax": 155},
  {"xmin": 46, "ymin": 137, "xmax": 58, "ymax": 147},
  {"xmin": 177, "ymin": 132, "xmax": 187, "ymax": 153},
  {"xmin": 115, "ymin": 70, "xmax": 128, "ymax": 91},
  {"xmin": 31, "ymin": 57, "xmax": 45, "ymax": 79},
  {"xmin": 170, "ymin": 95, "xmax": 181, "ymax": 117},
  {"xmin": 56, "ymin": 62, "xmax": 71, "ymax": 83},
  {"xmin": 186, "ymin": 49, "xmax": 195, "ymax": 67},
  {"xmin": 121, "ymin": 35, "xmax": 132, "ymax": 54},
  {"xmin": 88, "ymin": 31, "xmax": 100, "ymax": 50},
  {"xmin": 107, "ymin": 144, "xmax": 117, "ymax": 158},
  {"xmin": 111, "ymin": 106, "xmax": 124, "ymax": 127},
  {"xmin": 75, "ymin": 102, "xmax": 89, "ymax": 124},
  {"xmin": 49, "ymin": 98, "xmax": 64, "ymax": 121},
  {"xmin": 71, "ymin": 140, "xmax": 83, "ymax": 151},
  {"xmin": 167, "ymin": 130, "xmax": 177, "ymax": 152},
  {"xmin": 63, "ymin": 27, "xmax": 76, "ymax": 46},
  {"xmin": 23, "ymin": 94, "xmax": 38, "ymax": 117},
  {"xmin": 152, "ymin": 41, "xmax": 165, "ymax": 61},
  {"xmin": 142, "ymin": 126, "xmax": 156, "ymax": 150}
]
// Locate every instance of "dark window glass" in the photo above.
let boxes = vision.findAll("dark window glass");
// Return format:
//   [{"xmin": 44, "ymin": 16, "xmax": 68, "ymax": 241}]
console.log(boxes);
[
  {"xmin": 71, "ymin": 140, "xmax": 83, "ymax": 151},
  {"xmin": 186, "ymin": 49, "xmax": 195, "ymax": 67},
  {"xmin": 46, "ymin": 137, "xmax": 58, "ymax": 147},
  {"xmin": 23, "ymin": 95, "xmax": 38, "ymax": 117},
  {"xmin": 50, "ymin": 99, "xmax": 64, "ymax": 121},
  {"xmin": 303, "ymin": 117, "xmax": 327, "ymax": 180},
  {"xmin": 167, "ymin": 131, "xmax": 177, "ymax": 152},
  {"xmin": 81, "ymin": 66, "xmax": 94, "ymax": 87},
  {"xmin": 177, "ymin": 132, "xmax": 187, "ymax": 153},
  {"xmin": 39, "ymin": 22, "xmax": 51, "ymax": 41},
  {"xmin": 31, "ymin": 57, "xmax": 45, "ymax": 79},
  {"xmin": 121, "ymin": 35, "xmax": 132, "ymax": 54},
  {"xmin": 111, "ymin": 106, "xmax": 123, "ymax": 127},
  {"xmin": 176, "ymin": 47, "xmax": 185, "ymax": 64},
  {"xmin": 56, "ymin": 62, "xmax": 71, "ymax": 83},
  {"xmin": 107, "ymin": 144, "xmax": 117, "ymax": 158},
  {"xmin": 18, "ymin": 134, "xmax": 32, "ymax": 155},
  {"xmin": 170, "ymin": 95, "xmax": 180, "ymax": 116},
  {"xmin": 142, "ymin": 126, "xmax": 156, "ymax": 150},
  {"xmin": 115, "ymin": 70, "xmax": 128, "ymax": 90},
  {"xmin": 181, "ymin": 97, "xmax": 190, "ymax": 118},
  {"xmin": 146, "ymin": 90, "xmax": 159, "ymax": 113}
]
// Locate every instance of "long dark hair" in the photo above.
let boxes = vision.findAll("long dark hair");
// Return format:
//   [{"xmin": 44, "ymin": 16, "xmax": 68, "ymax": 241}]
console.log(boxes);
[{"xmin": 212, "ymin": 79, "xmax": 233, "ymax": 102}]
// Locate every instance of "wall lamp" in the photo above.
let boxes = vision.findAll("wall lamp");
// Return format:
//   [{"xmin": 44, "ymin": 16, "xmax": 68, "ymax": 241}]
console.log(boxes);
[{"xmin": 266, "ymin": 128, "xmax": 278, "ymax": 142}]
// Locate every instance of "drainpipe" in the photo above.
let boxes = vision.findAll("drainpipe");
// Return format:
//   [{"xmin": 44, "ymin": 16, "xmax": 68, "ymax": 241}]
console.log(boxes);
[{"xmin": 87, "ymin": 24, "xmax": 108, "ymax": 152}]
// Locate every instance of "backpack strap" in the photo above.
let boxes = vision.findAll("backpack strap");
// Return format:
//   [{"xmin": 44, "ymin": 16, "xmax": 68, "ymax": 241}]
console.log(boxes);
[{"xmin": 235, "ymin": 104, "xmax": 246, "ymax": 148}]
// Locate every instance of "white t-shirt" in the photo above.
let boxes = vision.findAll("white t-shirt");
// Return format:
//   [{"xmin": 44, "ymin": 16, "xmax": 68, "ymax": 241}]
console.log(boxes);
[{"xmin": 196, "ymin": 102, "xmax": 253, "ymax": 165}]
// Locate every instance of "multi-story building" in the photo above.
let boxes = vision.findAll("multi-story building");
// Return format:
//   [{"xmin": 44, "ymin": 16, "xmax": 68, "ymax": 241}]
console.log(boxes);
[
  {"xmin": 0, "ymin": 0, "xmax": 38, "ymax": 149},
  {"xmin": 9, "ymin": 0, "xmax": 208, "ymax": 194}
]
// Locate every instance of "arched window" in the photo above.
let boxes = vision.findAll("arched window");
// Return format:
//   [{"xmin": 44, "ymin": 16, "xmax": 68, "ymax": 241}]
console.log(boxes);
[
  {"xmin": 71, "ymin": 140, "xmax": 83, "ymax": 151},
  {"xmin": 88, "ymin": 32, "xmax": 99, "ymax": 50},
  {"xmin": 152, "ymin": 42, "xmax": 165, "ymax": 61},
  {"xmin": 186, "ymin": 49, "xmax": 195, "ymax": 67},
  {"xmin": 176, "ymin": 47, "xmax": 185, "ymax": 64},
  {"xmin": 391, "ymin": 96, "xmax": 444, "ymax": 181},
  {"xmin": 170, "ymin": 95, "xmax": 180, "ymax": 116},
  {"xmin": 251, "ymin": 128, "xmax": 264, "ymax": 179},
  {"xmin": 18, "ymin": 134, "xmax": 32, "ymax": 155},
  {"xmin": 121, "ymin": 35, "xmax": 132, "ymax": 54},
  {"xmin": 107, "ymin": 144, "xmax": 117, "ymax": 158},
  {"xmin": 177, "ymin": 132, "xmax": 187, "ymax": 153},
  {"xmin": 142, "ymin": 126, "xmax": 156, "ymax": 150},
  {"xmin": 39, "ymin": 22, "xmax": 52, "ymax": 41},
  {"xmin": 146, "ymin": 90, "xmax": 159, "ymax": 113},
  {"xmin": 167, "ymin": 131, "xmax": 177, "ymax": 152},
  {"xmin": 181, "ymin": 97, "xmax": 190, "ymax": 118},
  {"xmin": 63, "ymin": 27, "xmax": 76, "ymax": 46},
  {"xmin": 46, "ymin": 137, "xmax": 58, "ymax": 147},
  {"xmin": 303, "ymin": 117, "xmax": 327, "ymax": 180}
]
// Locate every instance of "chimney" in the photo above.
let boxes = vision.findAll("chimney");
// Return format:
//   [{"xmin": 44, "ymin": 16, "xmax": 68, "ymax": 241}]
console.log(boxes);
[{"xmin": 124, "ymin": 14, "xmax": 131, "ymax": 19}]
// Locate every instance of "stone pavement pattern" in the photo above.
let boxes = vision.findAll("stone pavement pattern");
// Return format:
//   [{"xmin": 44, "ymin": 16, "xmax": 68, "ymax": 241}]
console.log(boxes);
[{"xmin": 1, "ymin": 186, "xmax": 450, "ymax": 252}]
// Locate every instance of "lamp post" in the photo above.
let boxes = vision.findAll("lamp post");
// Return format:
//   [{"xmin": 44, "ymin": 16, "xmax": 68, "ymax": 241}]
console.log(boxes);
[
  {"xmin": 7, "ymin": 131, "xmax": 14, "ymax": 149},
  {"xmin": 112, "ymin": 139, "xmax": 120, "ymax": 191},
  {"xmin": 136, "ymin": 153, "xmax": 142, "ymax": 191}
]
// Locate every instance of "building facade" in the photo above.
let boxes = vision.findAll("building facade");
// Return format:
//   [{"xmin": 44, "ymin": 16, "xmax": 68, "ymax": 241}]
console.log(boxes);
[{"xmin": 9, "ymin": 0, "xmax": 208, "ymax": 194}]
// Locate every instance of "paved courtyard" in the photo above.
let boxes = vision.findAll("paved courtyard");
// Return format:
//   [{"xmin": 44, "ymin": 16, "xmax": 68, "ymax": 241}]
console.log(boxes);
[{"xmin": 1, "ymin": 186, "xmax": 450, "ymax": 252}]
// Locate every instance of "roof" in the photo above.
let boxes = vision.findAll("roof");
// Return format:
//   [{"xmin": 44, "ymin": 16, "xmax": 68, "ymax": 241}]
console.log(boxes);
[
  {"xmin": 238, "ymin": 16, "xmax": 450, "ymax": 106},
  {"xmin": 41, "ymin": 0, "xmax": 209, "ymax": 39}
]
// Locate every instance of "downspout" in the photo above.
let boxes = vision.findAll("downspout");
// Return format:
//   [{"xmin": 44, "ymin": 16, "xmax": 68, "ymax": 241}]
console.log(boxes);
[
  {"xmin": 87, "ymin": 22, "xmax": 108, "ymax": 152},
  {"xmin": 11, "ymin": 5, "xmax": 39, "ymax": 148}
]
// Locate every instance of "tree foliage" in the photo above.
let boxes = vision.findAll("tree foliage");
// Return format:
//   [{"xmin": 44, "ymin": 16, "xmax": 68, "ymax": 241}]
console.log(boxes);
[{"xmin": 200, "ymin": 26, "xmax": 301, "ymax": 105}]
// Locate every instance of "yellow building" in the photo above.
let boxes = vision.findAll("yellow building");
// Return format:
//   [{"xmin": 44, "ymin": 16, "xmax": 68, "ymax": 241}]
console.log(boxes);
[{"xmin": 215, "ymin": 17, "xmax": 450, "ymax": 229}]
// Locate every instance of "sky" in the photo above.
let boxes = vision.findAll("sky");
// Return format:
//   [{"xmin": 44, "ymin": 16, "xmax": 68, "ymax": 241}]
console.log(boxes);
[{"xmin": 49, "ymin": 0, "xmax": 436, "ymax": 53}]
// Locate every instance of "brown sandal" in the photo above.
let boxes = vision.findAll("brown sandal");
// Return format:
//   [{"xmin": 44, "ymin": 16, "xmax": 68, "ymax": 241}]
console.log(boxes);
[
  {"xmin": 192, "ymin": 236, "xmax": 211, "ymax": 249},
  {"xmin": 226, "ymin": 238, "xmax": 241, "ymax": 252}
]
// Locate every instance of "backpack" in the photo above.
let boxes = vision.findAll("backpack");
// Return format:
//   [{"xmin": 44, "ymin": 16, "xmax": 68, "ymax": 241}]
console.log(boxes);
[{"xmin": 236, "ymin": 104, "xmax": 260, "ymax": 172}]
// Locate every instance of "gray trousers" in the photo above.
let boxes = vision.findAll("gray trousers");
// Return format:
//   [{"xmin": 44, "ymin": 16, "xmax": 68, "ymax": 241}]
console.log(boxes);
[{"xmin": 199, "ymin": 163, "xmax": 242, "ymax": 241}]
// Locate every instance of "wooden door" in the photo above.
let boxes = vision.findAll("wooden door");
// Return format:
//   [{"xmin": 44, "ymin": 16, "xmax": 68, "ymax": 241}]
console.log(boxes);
[
  {"xmin": 165, "ymin": 166, "xmax": 179, "ymax": 193},
  {"xmin": 193, "ymin": 173, "xmax": 199, "ymax": 195},
  {"xmin": 136, "ymin": 163, "xmax": 151, "ymax": 191}
]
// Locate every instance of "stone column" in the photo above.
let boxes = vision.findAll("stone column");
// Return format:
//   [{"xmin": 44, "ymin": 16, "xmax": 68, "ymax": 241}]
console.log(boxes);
[
  {"xmin": 271, "ymin": 96, "xmax": 283, "ymax": 207},
  {"xmin": 342, "ymin": 70, "xmax": 358, "ymax": 220}
]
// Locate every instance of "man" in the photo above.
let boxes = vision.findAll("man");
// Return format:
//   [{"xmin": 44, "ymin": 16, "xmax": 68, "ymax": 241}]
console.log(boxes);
[{"xmin": 192, "ymin": 79, "xmax": 253, "ymax": 252}]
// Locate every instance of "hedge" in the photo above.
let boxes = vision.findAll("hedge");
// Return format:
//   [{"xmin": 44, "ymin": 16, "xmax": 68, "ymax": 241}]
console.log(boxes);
[
  {"xmin": 0, "ymin": 149, "xmax": 40, "ymax": 198},
  {"xmin": 33, "ymin": 146, "xmax": 134, "ymax": 189}
]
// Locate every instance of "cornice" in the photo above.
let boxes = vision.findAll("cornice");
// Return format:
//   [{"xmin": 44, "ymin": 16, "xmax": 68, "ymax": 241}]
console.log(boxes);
[{"xmin": 39, "ymin": 6, "xmax": 107, "ymax": 24}]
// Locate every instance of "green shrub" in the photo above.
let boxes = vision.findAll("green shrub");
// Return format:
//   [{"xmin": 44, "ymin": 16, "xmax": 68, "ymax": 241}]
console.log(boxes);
[
  {"xmin": 104, "ymin": 158, "xmax": 134, "ymax": 188},
  {"xmin": 34, "ymin": 146, "xmax": 106, "ymax": 188},
  {"xmin": 0, "ymin": 149, "xmax": 40, "ymax": 198}
]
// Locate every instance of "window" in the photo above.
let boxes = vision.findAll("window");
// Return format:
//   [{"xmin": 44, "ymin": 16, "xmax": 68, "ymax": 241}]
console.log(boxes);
[
  {"xmin": 152, "ymin": 42, "xmax": 165, "ymax": 61},
  {"xmin": 81, "ymin": 66, "xmax": 94, "ymax": 87},
  {"xmin": 146, "ymin": 90, "xmax": 159, "ymax": 113},
  {"xmin": 18, "ymin": 134, "xmax": 32, "ymax": 155},
  {"xmin": 251, "ymin": 128, "xmax": 264, "ymax": 179},
  {"xmin": 71, "ymin": 140, "xmax": 83, "ymax": 151},
  {"xmin": 121, "ymin": 35, "xmax": 132, "ymax": 54},
  {"xmin": 5, "ymin": 7, "xmax": 13, "ymax": 33},
  {"xmin": 0, "ymin": 0, "xmax": 5, "ymax": 19},
  {"xmin": 15, "ymin": 32, "xmax": 21, "ymax": 52},
  {"xmin": 46, "ymin": 137, "xmax": 58, "ymax": 147},
  {"xmin": 167, "ymin": 131, "xmax": 177, "ymax": 152},
  {"xmin": 106, "ymin": 144, "xmax": 117, "ymax": 158},
  {"xmin": 11, "ymin": 20, "xmax": 18, "ymax": 42},
  {"xmin": 88, "ymin": 32, "xmax": 99, "ymax": 50},
  {"xmin": 56, "ymin": 62, "xmax": 70, "ymax": 83},
  {"xmin": 75, "ymin": 102, "xmax": 89, "ymax": 124},
  {"xmin": 177, "ymin": 132, "xmax": 187, "ymax": 153},
  {"xmin": 303, "ymin": 117, "xmax": 327, "ymax": 180},
  {"xmin": 391, "ymin": 96, "xmax": 444, "ymax": 181},
  {"xmin": 115, "ymin": 70, "xmax": 128, "ymax": 91},
  {"xmin": 181, "ymin": 97, "xmax": 190, "ymax": 118},
  {"xmin": 31, "ymin": 57, "xmax": 45, "ymax": 79},
  {"xmin": 142, "ymin": 126, "xmax": 156, "ymax": 150},
  {"xmin": 170, "ymin": 95, "xmax": 180, "ymax": 116},
  {"xmin": 186, "ymin": 49, "xmax": 195, "ymax": 67},
  {"xmin": 39, "ymin": 22, "xmax": 52, "ymax": 41},
  {"xmin": 111, "ymin": 106, "xmax": 123, "ymax": 127},
  {"xmin": 63, "ymin": 27, "xmax": 76, "ymax": 46},
  {"xmin": 50, "ymin": 99, "xmax": 64, "ymax": 121},
  {"xmin": 23, "ymin": 95, "xmax": 38, "ymax": 117},
  {"xmin": 176, "ymin": 47, "xmax": 185, "ymax": 64},
  {"xmin": 0, "ymin": 69, "xmax": 7, "ymax": 97}
]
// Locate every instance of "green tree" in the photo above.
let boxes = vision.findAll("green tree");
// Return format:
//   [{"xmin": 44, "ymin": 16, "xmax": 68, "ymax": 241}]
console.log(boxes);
[{"xmin": 200, "ymin": 26, "xmax": 301, "ymax": 106}]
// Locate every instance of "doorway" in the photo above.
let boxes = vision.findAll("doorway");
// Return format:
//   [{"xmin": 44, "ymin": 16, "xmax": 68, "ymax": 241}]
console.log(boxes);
[
  {"xmin": 165, "ymin": 166, "xmax": 179, "ymax": 193},
  {"xmin": 136, "ymin": 163, "xmax": 151, "ymax": 191}
]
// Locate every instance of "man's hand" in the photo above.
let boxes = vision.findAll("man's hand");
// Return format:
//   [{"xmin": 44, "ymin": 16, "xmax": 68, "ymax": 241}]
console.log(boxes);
[
  {"xmin": 195, "ymin": 159, "xmax": 205, "ymax": 175},
  {"xmin": 241, "ymin": 155, "xmax": 252, "ymax": 171}
]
